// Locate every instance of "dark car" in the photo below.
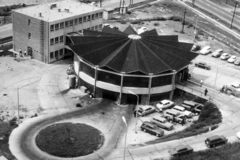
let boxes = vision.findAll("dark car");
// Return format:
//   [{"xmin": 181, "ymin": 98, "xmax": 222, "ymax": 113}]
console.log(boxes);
[
  {"xmin": 205, "ymin": 135, "xmax": 228, "ymax": 148},
  {"xmin": 193, "ymin": 103, "xmax": 204, "ymax": 115},
  {"xmin": 195, "ymin": 62, "xmax": 211, "ymax": 70},
  {"xmin": 169, "ymin": 145, "xmax": 194, "ymax": 157},
  {"xmin": 140, "ymin": 121, "xmax": 164, "ymax": 137}
]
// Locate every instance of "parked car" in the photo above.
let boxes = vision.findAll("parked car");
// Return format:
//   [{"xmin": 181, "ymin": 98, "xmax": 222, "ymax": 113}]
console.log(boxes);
[
  {"xmin": 169, "ymin": 145, "xmax": 193, "ymax": 157},
  {"xmin": 224, "ymin": 83, "xmax": 240, "ymax": 97},
  {"xmin": 228, "ymin": 55, "xmax": 237, "ymax": 63},
  {"xmin": 220, "ymin": 53, "xmax": 231, "ymax": 60},
  {"xmin": 141, "ymin": 121, "xmax": 164, "ymax": 137},
  {"xmin": 236, "ymin": 132, "xmax": 240, "ymax": 139},
  {"xmin": 234, "ymin": 57, "xmax": 240, "ymax": 66},
  {"xmin": 195, "ymin": 61, "xmax": 211, "ymax": 70},
  {"xmin": 151, "ymin": 116, "xmax": 173, "ymax": 130},
  {"xmin": 138, "ymin": 27, "xmax": 149, "ymax": 34},
  {"xmin": 199, "ymin": 46, "xmax": 211, "ymax": 55},
  {"xmin": 156, "ymin": 100, "xmax": 174, "ymax": 111},
  {"xmin": 136, "ymin": 105, "xmax": 156, "ymax": 117},
  {"xmin": 164, "ymin": 111, "xmax": 186, "ymax": 124},
  {"xmin": 181, "ymin": 100, "xmax": 197, "ymax": 111},
  {"xmin": 191, "ymin": 44, "xmax": 201, "ymax": 52},
  {"xmin": 205, "ymin": 135, "xmax": 228, "ymax": 148},
  {"xmin": 172, "ymin": 106, "xmax": 193, "ymax": 118},
  {"xmin": 212, "ymin": 49, "xmax": 223, "ymax": 57}
]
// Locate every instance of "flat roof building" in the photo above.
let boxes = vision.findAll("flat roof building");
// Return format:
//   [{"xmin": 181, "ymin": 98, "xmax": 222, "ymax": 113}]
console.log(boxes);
[{"xmin": 12, "ymin": 0, "xmax": 104, "ymax": 63}]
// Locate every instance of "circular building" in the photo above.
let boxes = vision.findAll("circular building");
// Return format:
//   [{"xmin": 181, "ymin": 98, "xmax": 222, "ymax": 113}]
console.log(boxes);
[{"xmin": 67, "ymin": 25, "xmax": 198, "ymax": 104}]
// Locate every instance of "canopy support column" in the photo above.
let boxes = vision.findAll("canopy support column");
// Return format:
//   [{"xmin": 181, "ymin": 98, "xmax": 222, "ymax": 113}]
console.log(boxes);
[
  {"xmin": 147, "ymin": 73, "xmax": 153, "ymax": 105},
  {"xmin": 119, "ymin": 72, "xmax": 124, "ymax": 104},
  {"xmin": 93, "ymin": 66, "xmax": 98, "ymax": 97},
  {"xmin": 169, "ymin": 70, "xmax": 177, "ymax": 100}
]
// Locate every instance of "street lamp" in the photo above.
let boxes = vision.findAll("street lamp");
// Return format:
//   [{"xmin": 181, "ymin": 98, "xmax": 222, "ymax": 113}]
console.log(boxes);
[
  {"xmin": 230, "ymin": 1, "xmax": 238, "ymax": 29},
  {"xmin": 128, "ymin": 91, "xmax": 139, "ymax": 133},
  {"xmin": 122, "ymin": 116, "xmax": 127, "ymax": 160}
]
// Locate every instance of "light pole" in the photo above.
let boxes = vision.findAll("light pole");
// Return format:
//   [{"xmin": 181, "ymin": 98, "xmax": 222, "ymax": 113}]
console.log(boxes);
[
  {"xmin": 128, "ymin": 91, "xmax": 139, "ymax": 133},
  {"xmin": 122, "ymin": 116, "xmax": 127, "ymax": 160},
  {"xmin": 230, "ymin": 1, "xmax": 238, "ymax": 29}
]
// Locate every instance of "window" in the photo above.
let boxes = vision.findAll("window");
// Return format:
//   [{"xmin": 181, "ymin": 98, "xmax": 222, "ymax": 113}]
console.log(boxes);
[
  {"xmin": 87, "ymin": 28, "xmax": 90, "ymax": 30},
  {"xmin": 79, "ymin": 17, "xmax": 82, "ymax": 24},
  {"xmin": 87, "ymin": 15, "xmax": 91, "ymax": 21},
  {"xmin": 65, "ymin": 21, "xmax": 69, "ymax": 27},
  {"xmin": 92, "ymin": 14, "xmax": 94, "ymax": 20},
  {"xmin": 28, "ymin": 19, "xmax": 31, "ymax": 26},
  {"xmin": 69, "ymin": 20, "xmax": 73, "ymax": 26},
  {"xmin": 60, "ymin": 36, "xmax": 63, "ymax": 43},
  {"xmin": 95, "ymin": 13, "xmax": 98, "ymax": 19},
  {"xmin": 91, "ymin": 26, "xmax": 94, "ymax": 30},
  {"xmin": 74, "ymin": 18, "xmax": 78, "ymax": 25},
  {"xmin": 60, "ymin": 22, "xmax": 64, "ymax": 29},
  {"xmin": 28, "ymin": 33, "xmax": 31, "ymax": 39},
  {"xmin": 50, "ymin": 38, "xmax": 54, "ymax": 45},
  {"xmin": 55, "ymin": 23, "xmax": 59, "ymax": 31},
  {"xmin": 99, "ymin": 24, "xmax": 102, "ymax": 30},
  {"xmin": 50, "ymin": 25, "xmax": 54, "ymax": 31},
  {"xmin": 55, "ymin": 50, "xmax": 58, "ymax": 59},
  {"xmin": 50, "ymin": 52, "xmax": 54, "ymax": 59},
  {"xmin": 60, "ymin": 49, "xmax": 63, "ymax": 56},
  {"xmin": 55, "ymin": 37, "xmax": 59, "ymax": 44},
  {"xmin": 99, "ymin": 12, "xmax": 103, "ymax": 18},
  {"xmin": 95, "ymin": 25, "xmax": 98, "ymax": 30},
  {"xmin": 83, "ymin": 16, "xmax": 86, "ymax": 22}
]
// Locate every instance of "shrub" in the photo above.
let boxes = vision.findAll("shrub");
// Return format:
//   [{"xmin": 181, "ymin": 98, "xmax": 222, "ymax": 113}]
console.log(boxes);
[
  {"xmin": 9, "ymin": 117, "xmax": 17, "ymax": 126},
  {"xmin": 172, "ymin": 16, "xmax": 182, "ymax": 21},
  {"xmin": 154, "ymin": 22, "xmax": 160, "ymax": 26}
]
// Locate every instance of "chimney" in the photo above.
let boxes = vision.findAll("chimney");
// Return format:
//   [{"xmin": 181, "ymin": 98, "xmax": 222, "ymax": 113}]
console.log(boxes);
[
  {"xmin": 58, "ymin": 9, "xmax": 61, "ymax": 12},
  {"xmin": 65, "ymin": 9, "xmax": 69, "ymax": 12},
  {"xmin": 39, "ymin": 13, "xmax": 42, "ymax": 17}
]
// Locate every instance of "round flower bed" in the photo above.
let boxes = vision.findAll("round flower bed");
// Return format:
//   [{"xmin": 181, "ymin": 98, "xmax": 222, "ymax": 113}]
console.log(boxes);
[{"xmin": 36, "ymin": 123, "xmax": 104, "ymax": 157}]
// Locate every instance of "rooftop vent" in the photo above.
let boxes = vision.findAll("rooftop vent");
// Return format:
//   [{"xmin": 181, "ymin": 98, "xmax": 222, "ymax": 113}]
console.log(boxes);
[
  {"xmin": 50, "ymin": 4, "xmax": 57, "ymax": 9},
  {"xmin": 39, "ymin": 13, "xmax": 42, "ymax": 17},
  {"xmin": 58, "ymin": 9, "xmax": 61, "ymax": 12},
  {"xmin": 65, "ymin": 9, "xmax": 70, "ymax": 12}
]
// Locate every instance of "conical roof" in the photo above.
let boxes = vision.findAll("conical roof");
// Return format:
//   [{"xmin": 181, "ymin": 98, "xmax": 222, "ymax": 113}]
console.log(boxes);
[{"xmin": 68, "ymin": 25, "xmax": 198, "ymax": 75}]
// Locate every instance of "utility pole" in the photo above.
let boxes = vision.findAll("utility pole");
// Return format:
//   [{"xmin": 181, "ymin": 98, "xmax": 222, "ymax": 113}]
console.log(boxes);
[
  {"xmin": 230, "ymin": 1, "xmax": 238, "ymax": 29},
  {"xmin": 181, "ymin": 9, "xmax": 187, "ymax": 33},
  {"xmin": 119, "ymin": 0, "xmax": 122, "ymax": 14}
]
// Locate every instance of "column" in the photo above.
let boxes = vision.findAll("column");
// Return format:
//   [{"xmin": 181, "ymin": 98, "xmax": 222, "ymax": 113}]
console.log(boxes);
[
  {"xmin": 169, "ymin": 70, "xmax": 177, "ymax": 100},
  {"xmin": 147, "ymin": 73, "xmax": 153, "ymax": 105},
  {"xmin": 119, "ymin": 72, "xmax": 124, "ymax": 104},
  {"xmin": 93, "ymin": 66, "xmax": 98, "ymax": 97}
]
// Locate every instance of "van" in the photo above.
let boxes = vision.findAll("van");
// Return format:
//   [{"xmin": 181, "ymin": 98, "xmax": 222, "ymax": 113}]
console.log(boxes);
[
  {"xmin": 173, "ymin": 105, "xmax": 185, "ymax": 112},
  {"xmin": 205, "ymin": 135, "xmax": 228, "ymax": 148},
  {"xmin": 182, "ymin": 101, "xmax": 197, "ymax": 110},
  {"xmin": 137, "ymin": 105, "xmax": 156, "ymax": 117}
]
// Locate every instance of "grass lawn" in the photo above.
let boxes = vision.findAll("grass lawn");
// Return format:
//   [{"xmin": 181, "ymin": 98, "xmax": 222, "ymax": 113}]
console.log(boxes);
[{"xmin": 36, "ymin": 123, "xmax": 104, "ymax": 157}]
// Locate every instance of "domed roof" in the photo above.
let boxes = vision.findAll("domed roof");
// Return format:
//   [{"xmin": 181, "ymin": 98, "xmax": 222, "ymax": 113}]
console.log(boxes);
[{"xmin": 68, "ymin": 25, "xmax": 198, "ymax": 75}]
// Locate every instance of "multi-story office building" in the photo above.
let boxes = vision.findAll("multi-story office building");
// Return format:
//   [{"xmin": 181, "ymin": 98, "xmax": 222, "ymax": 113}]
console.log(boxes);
[{"xmin": 12, "ymin": 0, "xmax": 104, "ymax": 63}]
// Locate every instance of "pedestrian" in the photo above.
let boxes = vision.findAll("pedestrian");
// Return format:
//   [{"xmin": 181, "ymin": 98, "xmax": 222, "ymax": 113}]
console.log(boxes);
[
  {"xmin": 204, "ymin": 88, "xmax": 208, "ymax": 96},
  {"xmin": 200, "ymin": 79, "xmax": 203, "ymax": 87},
  {"xmin": 24, "ymin": 51, "xmax": 27, "ymax": 56}
]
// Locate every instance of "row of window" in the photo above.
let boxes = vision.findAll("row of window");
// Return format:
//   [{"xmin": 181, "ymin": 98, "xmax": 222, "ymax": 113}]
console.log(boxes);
[
  {"xmin": 50, "ymin": 36, "xmax": 64, "ymax": 45},
  {"xmin": 50, "ymin": 49, "xmax": 64, "ymax": 59},
  {"xmin": 50, "ymin": 12, "xmax": 103, "ymax": 32}
]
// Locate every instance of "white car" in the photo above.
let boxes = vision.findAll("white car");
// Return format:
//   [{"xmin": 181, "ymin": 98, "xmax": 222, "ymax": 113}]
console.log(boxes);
[
  {"xmin": 228, "ymin": 55, "xmax": 237, "ymax": 63},
  {"xmin": 156, "ymin": 100, "xmax": 174, "ymax": 111},
  {"xmin": 138, "ymin": 27, "xmax": 149, "ymax": 34},
  {"xmin": 199, "ymin": 46, "xmax": 211, "ymax": 55},
  {"xmin": 220, "ymin": 53, "xmax": 231, "ymax": 60},
  {"xmin": 211, "ymin": 49, "xmax": 223, "ymax": 57},
  {"xmin": 234, "ymin": 57, "xmax": 240, "ymax": 66}
]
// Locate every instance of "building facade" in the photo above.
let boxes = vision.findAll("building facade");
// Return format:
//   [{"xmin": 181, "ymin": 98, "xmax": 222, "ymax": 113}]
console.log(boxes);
[{"xmin": 12, "ymin": 0, "xmax": 103, "ymax": 63}]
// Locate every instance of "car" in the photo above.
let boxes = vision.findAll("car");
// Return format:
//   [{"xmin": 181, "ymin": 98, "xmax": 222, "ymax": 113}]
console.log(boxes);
[
  {"xmin": 228, "ymin": 55, "xmax": 237, "ymax": 63},
  {"xmin": 156, "ymin": 99, "xmax": 174, "ymax": 111},
  {"xmin": 137, "ymin": 27, "xmax": 149, "ymax": 34},
  {"xmin": 234, "ymin": 57, "xmax": 240, "ymax": 66},
  {"xmin": 205, "ymin": 135, "xmax": 228, "ymax": 148},
  {"xmin": 140, "ymin": 121, "xmax": 164, "ymax": 137},
  {"xmin": 236, "ymin": 132, "xmax": 240, "ymax": 139},
  {"xmin": 164, "ymin": 112, "xmax": 186, "ymax": 124},
  {"xmin": 103, "ymin": 23, "xmax": 113, "ymax": 28},
  {"xmin": 169, "ymin": 145, "xmax": 193, "ymax": 157},
  {"xmin": 136, "ymin": 105, "xmax": 156, "ymax": 116},
  {"xmin": 151, "ymin": 116, "xmax": 173, "ymax": 130},
  {"xmin": 172, "ymin": 106, "xmax": 193, "ymax": 118},
  {"xmin": 220, "ymin": 53, "xmax": 231, "ymax": 60},
  {"xmin": 199, "ymin": 46, "xmax": 211, "ymax": 55},
  {"xmin": 181, "ymin": 100, "xmax": 198, "ymax": 111},
  {"xmin": 224, "ymin": 83, "xmax": 240, "ymax": 97},
  {"xmin": 211, "ymin": 49, "xmax": 223, "ymax": 57},
  {"xmin": 195, "ymin": 61, "xmax": 211, "ymax": 70},
  {"xmin": 193, "ymin": 103, "xmax": 204, "ymax": 115}
]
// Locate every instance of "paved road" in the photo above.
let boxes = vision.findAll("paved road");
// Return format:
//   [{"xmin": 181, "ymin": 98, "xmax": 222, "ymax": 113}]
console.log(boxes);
[{"xmin": 194, "ymin": 0, "xmax": 240, "ymax": 29}]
